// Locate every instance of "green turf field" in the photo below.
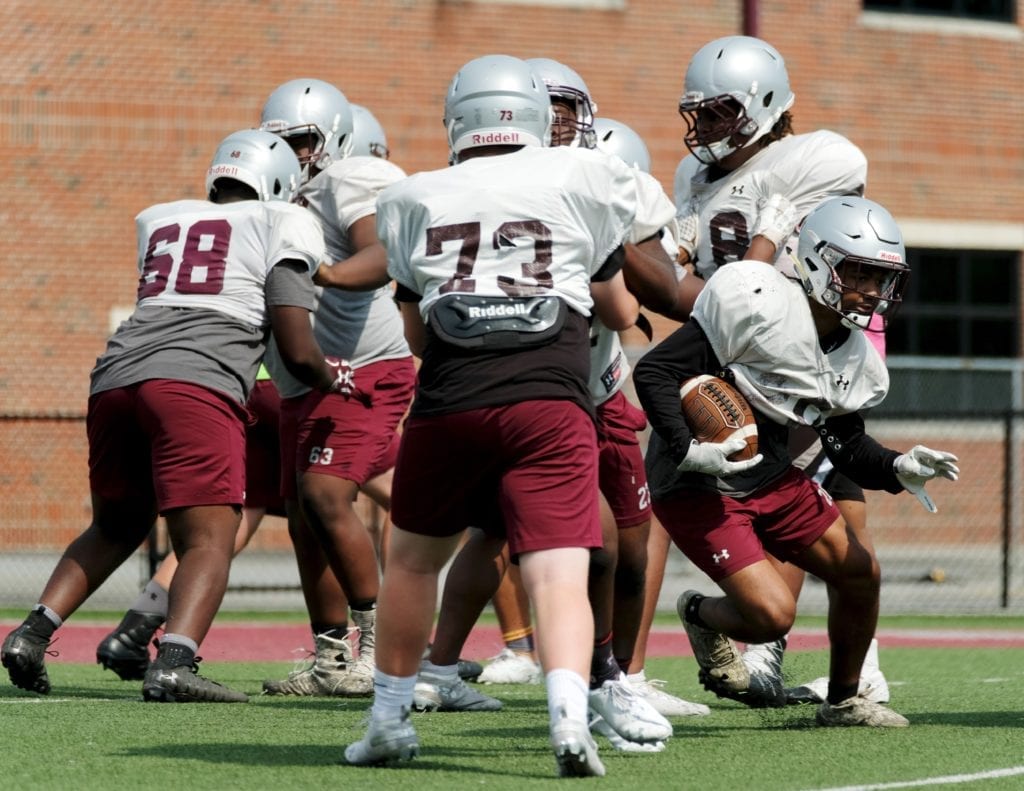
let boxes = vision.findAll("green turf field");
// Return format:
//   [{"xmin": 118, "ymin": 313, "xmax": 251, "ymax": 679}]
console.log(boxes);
[{"xmin": 3, "ymin": 642, "xmax": 1023, "ymax": 790}]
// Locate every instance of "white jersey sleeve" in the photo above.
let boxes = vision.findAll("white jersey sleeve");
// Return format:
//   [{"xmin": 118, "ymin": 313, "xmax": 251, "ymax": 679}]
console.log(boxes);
[
  {"xmin": 299, "ymin": 156, "xmax": 408, "ymax": 263},
  {"xmin": 378, "ymin": 146, "xmax": 637, "ymax": 319},
  {"xmin": 133, "ymin": 199, "xmax": 324, "ymax": 328},
  {"xmin": 693, "ymin": 261, "xmax": 888, "ymax": 427},
  {"xmin": 628, "ymin": 170, "xmax": 676, "ymax": 244}
]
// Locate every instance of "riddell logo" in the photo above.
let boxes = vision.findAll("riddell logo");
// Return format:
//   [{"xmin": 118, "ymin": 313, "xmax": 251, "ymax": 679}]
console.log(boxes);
[
  {"xmin": 208, "ymin": 164, "xmax": 239, "ymax": 177},
  {"xmin": 472, "ymin": 131, "xmax": 521, "ymax": 145},
  {"xmin": 467, "ymin": 303, "xmax": 529, "ymax": 318},
  {"xmin": 877, "ymin": 250, "xmax": 903, "ymax": 263}
]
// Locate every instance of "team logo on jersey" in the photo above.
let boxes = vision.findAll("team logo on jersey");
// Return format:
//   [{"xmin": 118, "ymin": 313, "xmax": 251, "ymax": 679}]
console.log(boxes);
[
  {"xmin": 600, "ymin": 352, "xmax": 623, "ymax": 394},
  {"xmin": 712, "ymin": 548, "xmax": 730, "ymax": 565},
  {"xmin": 835, "ymin": 374, "xmax": 851, "ymax": 391},
  {"xmin": 730, "ymin": 185, "xmax": 745, "ymax": 195}
]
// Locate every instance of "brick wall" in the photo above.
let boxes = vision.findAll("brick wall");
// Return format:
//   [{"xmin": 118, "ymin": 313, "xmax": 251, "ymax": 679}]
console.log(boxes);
[{"xmin": 1, "ymin": 1, "xmax": 1021, "ymax": 546}]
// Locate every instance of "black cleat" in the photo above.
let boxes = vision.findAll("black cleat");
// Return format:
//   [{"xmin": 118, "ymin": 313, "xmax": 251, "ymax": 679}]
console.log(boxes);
[
  {"xmin": 2, "ymin": 623, "xmax": 55, "ymax": 695},
  {"xmin": 96, "ymin": 610, "xmax": 165, "ymax": 681},
  {"xmin": 142, "ymin": 642, "xmax": 248, "ymax": 703}
]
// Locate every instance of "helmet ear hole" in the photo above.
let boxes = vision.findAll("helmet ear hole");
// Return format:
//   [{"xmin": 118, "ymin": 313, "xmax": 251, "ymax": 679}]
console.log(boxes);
[{"xmin": 762, "ymin": 91, "xmax": 774, "ymax": 108}]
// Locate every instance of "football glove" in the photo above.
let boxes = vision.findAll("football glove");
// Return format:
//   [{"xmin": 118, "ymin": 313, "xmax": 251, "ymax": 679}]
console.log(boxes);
[
  {"xmin": 893, "ymin": 445, "xmax": 960, "ymax": 513},
  {"xmin": 677, "ymin": 439, "xmax": 763, "ymax": 477},
  {"xmin": 676, "ymin": 201, "xmax": 699, "ymax": 262},
  {"xmin": 752, "ymin": 193, "xmax": 798, "ymax": 250}
]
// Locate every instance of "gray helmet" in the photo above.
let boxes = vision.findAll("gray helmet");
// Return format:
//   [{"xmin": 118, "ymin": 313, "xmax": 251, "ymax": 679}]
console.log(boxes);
[
  {"xmin": 350, "ymin": 104, "xmax": 390, "ymax": 159},
  {"xmin": 679, "ymin": 36, "xmax": 795, "ymax": 164},
  {"xmin": 794, "ymin": 197, "xmax": 909, "ymax": 331},
  {"xmin": 444, "ymin": 54, "xmax": 552, "ymax": 160},
  {"xmin": 593, "ymin": 118, "xmax": 651, "ymax": 173},
  {"xmin": 259, "ymin": 78, "xmax": 353, "ymax": 177},
  {"xmin": 205, "ymin": 129, "xmax": 301, "ymax": 202},
  {"xmin": 526, "ymin": 57, "xmax": 596, "ymax": 148}
]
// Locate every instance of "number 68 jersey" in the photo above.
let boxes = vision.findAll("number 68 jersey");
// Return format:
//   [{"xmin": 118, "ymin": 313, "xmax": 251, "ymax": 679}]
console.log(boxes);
[
  {"xmin": 90, "ymin": 198, "xmax": 325, "ymax": 406},
  {"xmin": 378, "ymin": 145, "xmax": 646, "ymax": 318},
  {"xmin": 134, "ymin": 199, "xmax": 324, "ymax": 326}
]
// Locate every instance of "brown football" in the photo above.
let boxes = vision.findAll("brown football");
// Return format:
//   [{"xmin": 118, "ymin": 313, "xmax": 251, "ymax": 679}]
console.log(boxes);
[{"xmin": 679, "ymin": 374, "xmax": 759, "ymax": 461}]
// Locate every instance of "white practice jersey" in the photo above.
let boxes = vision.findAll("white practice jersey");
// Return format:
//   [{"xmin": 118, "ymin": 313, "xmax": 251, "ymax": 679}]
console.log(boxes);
[
  {"xmin": 693, "ymin": 260, "xmax": 888, "ymax": 428},
  {"xmin": 379, "ymin": 146, "xmax": 642, "ymax": 319},
  {"xmin": 674, "ymin": 130, "xmax": 867, "ymax": 279},
  {"xmin": 299, "ymin": 156, "xmax": 410, "ymax": 364},
  {"xmin": 269, "ymin": 156, "xmax": 411, "ymax": 399},
  {"xmin": 134, "ymin": 199, "xmax": 323, "ymax": 327}
]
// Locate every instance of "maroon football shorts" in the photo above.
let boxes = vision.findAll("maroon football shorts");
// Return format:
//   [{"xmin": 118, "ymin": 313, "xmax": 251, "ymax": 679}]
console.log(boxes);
[
  {"xmin": 279, "ymin": 357, "xmax": 415, "ymax": 498},
  {"xmin": 652, "ymin": 466, "xmax": 840, "ymax": 582},
  {"xmin": 596, "ymin": 391, "xmax": 652, "ymax": 529},
  {"xmin": 243, "ymin": 379, "xmax": 285, "ymax": 515},
  {"xmin": 391, "ymin": 399, "xmax": 603, "ymax": 557},
  {"xmin": 88, "ymin": 379, "xmax": 247, "ymax": 512}
]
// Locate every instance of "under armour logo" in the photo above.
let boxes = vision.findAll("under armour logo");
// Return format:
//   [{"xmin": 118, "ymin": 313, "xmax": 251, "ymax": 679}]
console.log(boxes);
[
  {"xmin": 835, "ymin": 374, "xmax": 851, "ymax": 391},
  {"xmin": 712, "ymin": 549, "xmax": 730, "ymax": 564},
  {"xmin": 730, "ymin": 185, "xmax": 744, "ymax": 196}
]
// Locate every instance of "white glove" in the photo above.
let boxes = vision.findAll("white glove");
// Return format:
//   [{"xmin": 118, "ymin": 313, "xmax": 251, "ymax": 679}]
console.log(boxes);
[
  {"xmin": 677, "ymin": 439, "xmax": 763, "ymax": 477},
  {"xmin": 893, "ymin": 445, "xmax": 960, "ymax": 513},
  {"xmin": 675, "ymin": 205, "xmax": 699, "ymax": 262},
  {"xmin": 752, "ymin": 193, "xmax": 799, "ymax": 249}
]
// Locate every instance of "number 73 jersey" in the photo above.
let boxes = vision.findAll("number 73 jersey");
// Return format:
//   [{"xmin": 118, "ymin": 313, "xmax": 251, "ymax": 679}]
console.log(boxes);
[
  {"xmin": 134, "ymin": 198, "xmax": 325, "ymax": 328},
  {"xmin": 377, "ymin": 146, "xmax": 648, "ymax": 318}
]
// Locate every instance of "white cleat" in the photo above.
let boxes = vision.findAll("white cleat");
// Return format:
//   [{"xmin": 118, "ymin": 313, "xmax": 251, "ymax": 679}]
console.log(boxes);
[
  {"xmin": 477, "ymin": 648, "xmax": 542, "ymax": 685},
  {"xmin": 588, "ymin": 674, "xmax": 673, "ymax": 743}
]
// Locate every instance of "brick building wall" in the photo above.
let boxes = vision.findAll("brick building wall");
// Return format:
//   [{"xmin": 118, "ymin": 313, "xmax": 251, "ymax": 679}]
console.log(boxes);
[{"xmin": 0, "ymin": 1, "xmax": 1021, "ymax": 549}]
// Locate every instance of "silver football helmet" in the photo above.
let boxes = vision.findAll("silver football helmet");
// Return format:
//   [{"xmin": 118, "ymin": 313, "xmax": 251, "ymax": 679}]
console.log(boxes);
[
  {"xmin": 444, "ymin": 54, "xmax": 552, "ymax": 161},
  {"xmin": 593, "ymin": 117, "xmax": 651, "ymax": 173},
  {"xmin": 679, "ymin": 36, "xmax": 795, "ymax": 164},
  {"xmin": 350, "ymin": 104, "xmax": 390, "ymax": 159},
  {"xmin": 205, "ymin": 129, "xmax": 301, "ymax": 202},
  {"xmin": 259, "ymin": 78, "xmax": 353, "ymax": 178},
  {"xmin": 526, "ymin": 57, "xmax": 596, "ymax": 148},
  {"xmin": 794, "ymin": 197, "xmax": 909, "ymax": 331}
]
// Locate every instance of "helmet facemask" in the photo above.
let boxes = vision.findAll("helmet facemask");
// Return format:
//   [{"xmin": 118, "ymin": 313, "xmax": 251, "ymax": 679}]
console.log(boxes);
[
  {"xmin": 548, "ymin": 87, "xmax": 596, "ymax": 148},
  {"xmin": 811, "ymin": 242, "xmax": 909, "ymax": 331},
  {"xmin": 679, "ymin": 93, "xmax": 758, "ymax": 164}
]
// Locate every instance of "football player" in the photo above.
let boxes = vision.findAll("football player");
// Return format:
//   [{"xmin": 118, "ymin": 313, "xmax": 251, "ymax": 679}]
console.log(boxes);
[
  {"xmin": 350, "ymin": 103, "xmax": 390, "ymax": 160},
  {"xmin": 344, "ymin": 53, "xmax": 647, "ymax": 777},
  {"xmin": 2, "ymin": 130, "xmax": 341, "ymax": 702},
  {"xmin": 647, "ymin": 34, "xmax": 890, "ymax": 705},
  {"xmin": 257, "ymin": 78, "xmax": 416, "ymax": 698},
  {"xmin": 413, "ymin": 65, "xmax": 687, "ymax": 752},
  {"xmin": 634, "ymin": 196, "xmax": 958, "ymax": 727}
]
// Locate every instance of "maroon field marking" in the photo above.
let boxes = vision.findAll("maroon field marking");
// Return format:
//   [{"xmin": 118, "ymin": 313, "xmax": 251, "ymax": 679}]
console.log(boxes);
[{"xmin": 4, "ymin": 621, "xmax": 1024, "ymax": 665}]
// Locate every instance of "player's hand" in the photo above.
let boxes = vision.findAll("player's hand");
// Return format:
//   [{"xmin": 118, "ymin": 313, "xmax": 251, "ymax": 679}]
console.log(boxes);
[
  {"xmin": 676, "ymin": 202, "xmax": 699, "ymax": 261},
  {"xmin": 752, "ymin": 193, "xmax": 798, "ymax": 248},
  {"xmin": 325, "ymin": 356, "xmax": 357, "ymax": 396},
  {"xmin": 313, "ymin": 262, "xmax": 332, "ymax": 287},
  {"xmin": 893, "ymin": 445, "xmax": 960, "ymax": 513},
  {"xmin": 677, "ymin": 439, "xmax": 763, "ymax": 477}
]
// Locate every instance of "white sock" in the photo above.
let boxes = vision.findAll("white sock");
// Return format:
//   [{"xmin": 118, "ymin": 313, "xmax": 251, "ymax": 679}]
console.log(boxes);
[
  {"xmin": 626, "ymin": 669, "xmax": 647, "ymax": 684},
  {"xmin": 545, "ymin": 668, "xmax": 589, "ymax": 724},
  {"xmin": 371, "ymin": 669, "xmax": 416, "ymax": 721}
]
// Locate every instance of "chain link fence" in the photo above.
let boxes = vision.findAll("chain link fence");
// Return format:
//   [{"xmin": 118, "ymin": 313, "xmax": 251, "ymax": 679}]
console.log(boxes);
[{"xmin": 1, "ymin": 359, "xmax": 1022, "ymax": 615}]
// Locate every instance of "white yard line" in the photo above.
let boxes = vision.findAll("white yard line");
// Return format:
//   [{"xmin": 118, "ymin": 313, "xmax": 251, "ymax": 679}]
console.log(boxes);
[{"xmin": 812, "ymin": 765, "xmax": 1024, "ymax": 790}]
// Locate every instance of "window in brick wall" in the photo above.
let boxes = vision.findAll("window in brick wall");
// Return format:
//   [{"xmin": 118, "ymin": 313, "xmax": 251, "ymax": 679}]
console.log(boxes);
[
  {"xmin": 864, "ymin": 0, "xmax": 1015, "ymax": 23},
  {"xmin": 886, "ymin": 248, "xmax": 1020, "ymax": 357}
]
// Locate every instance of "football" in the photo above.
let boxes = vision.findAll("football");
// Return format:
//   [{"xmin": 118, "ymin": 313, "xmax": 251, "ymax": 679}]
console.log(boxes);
[{"xmin": 680, "ymin": 374, "xmax": 759, "ymax": 461}]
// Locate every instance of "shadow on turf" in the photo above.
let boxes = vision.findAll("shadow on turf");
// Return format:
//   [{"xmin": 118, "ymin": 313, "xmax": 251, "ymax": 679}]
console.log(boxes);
[{"xmin": 120, "ymin": 739, "xmax": 579, "ymax": 778}]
